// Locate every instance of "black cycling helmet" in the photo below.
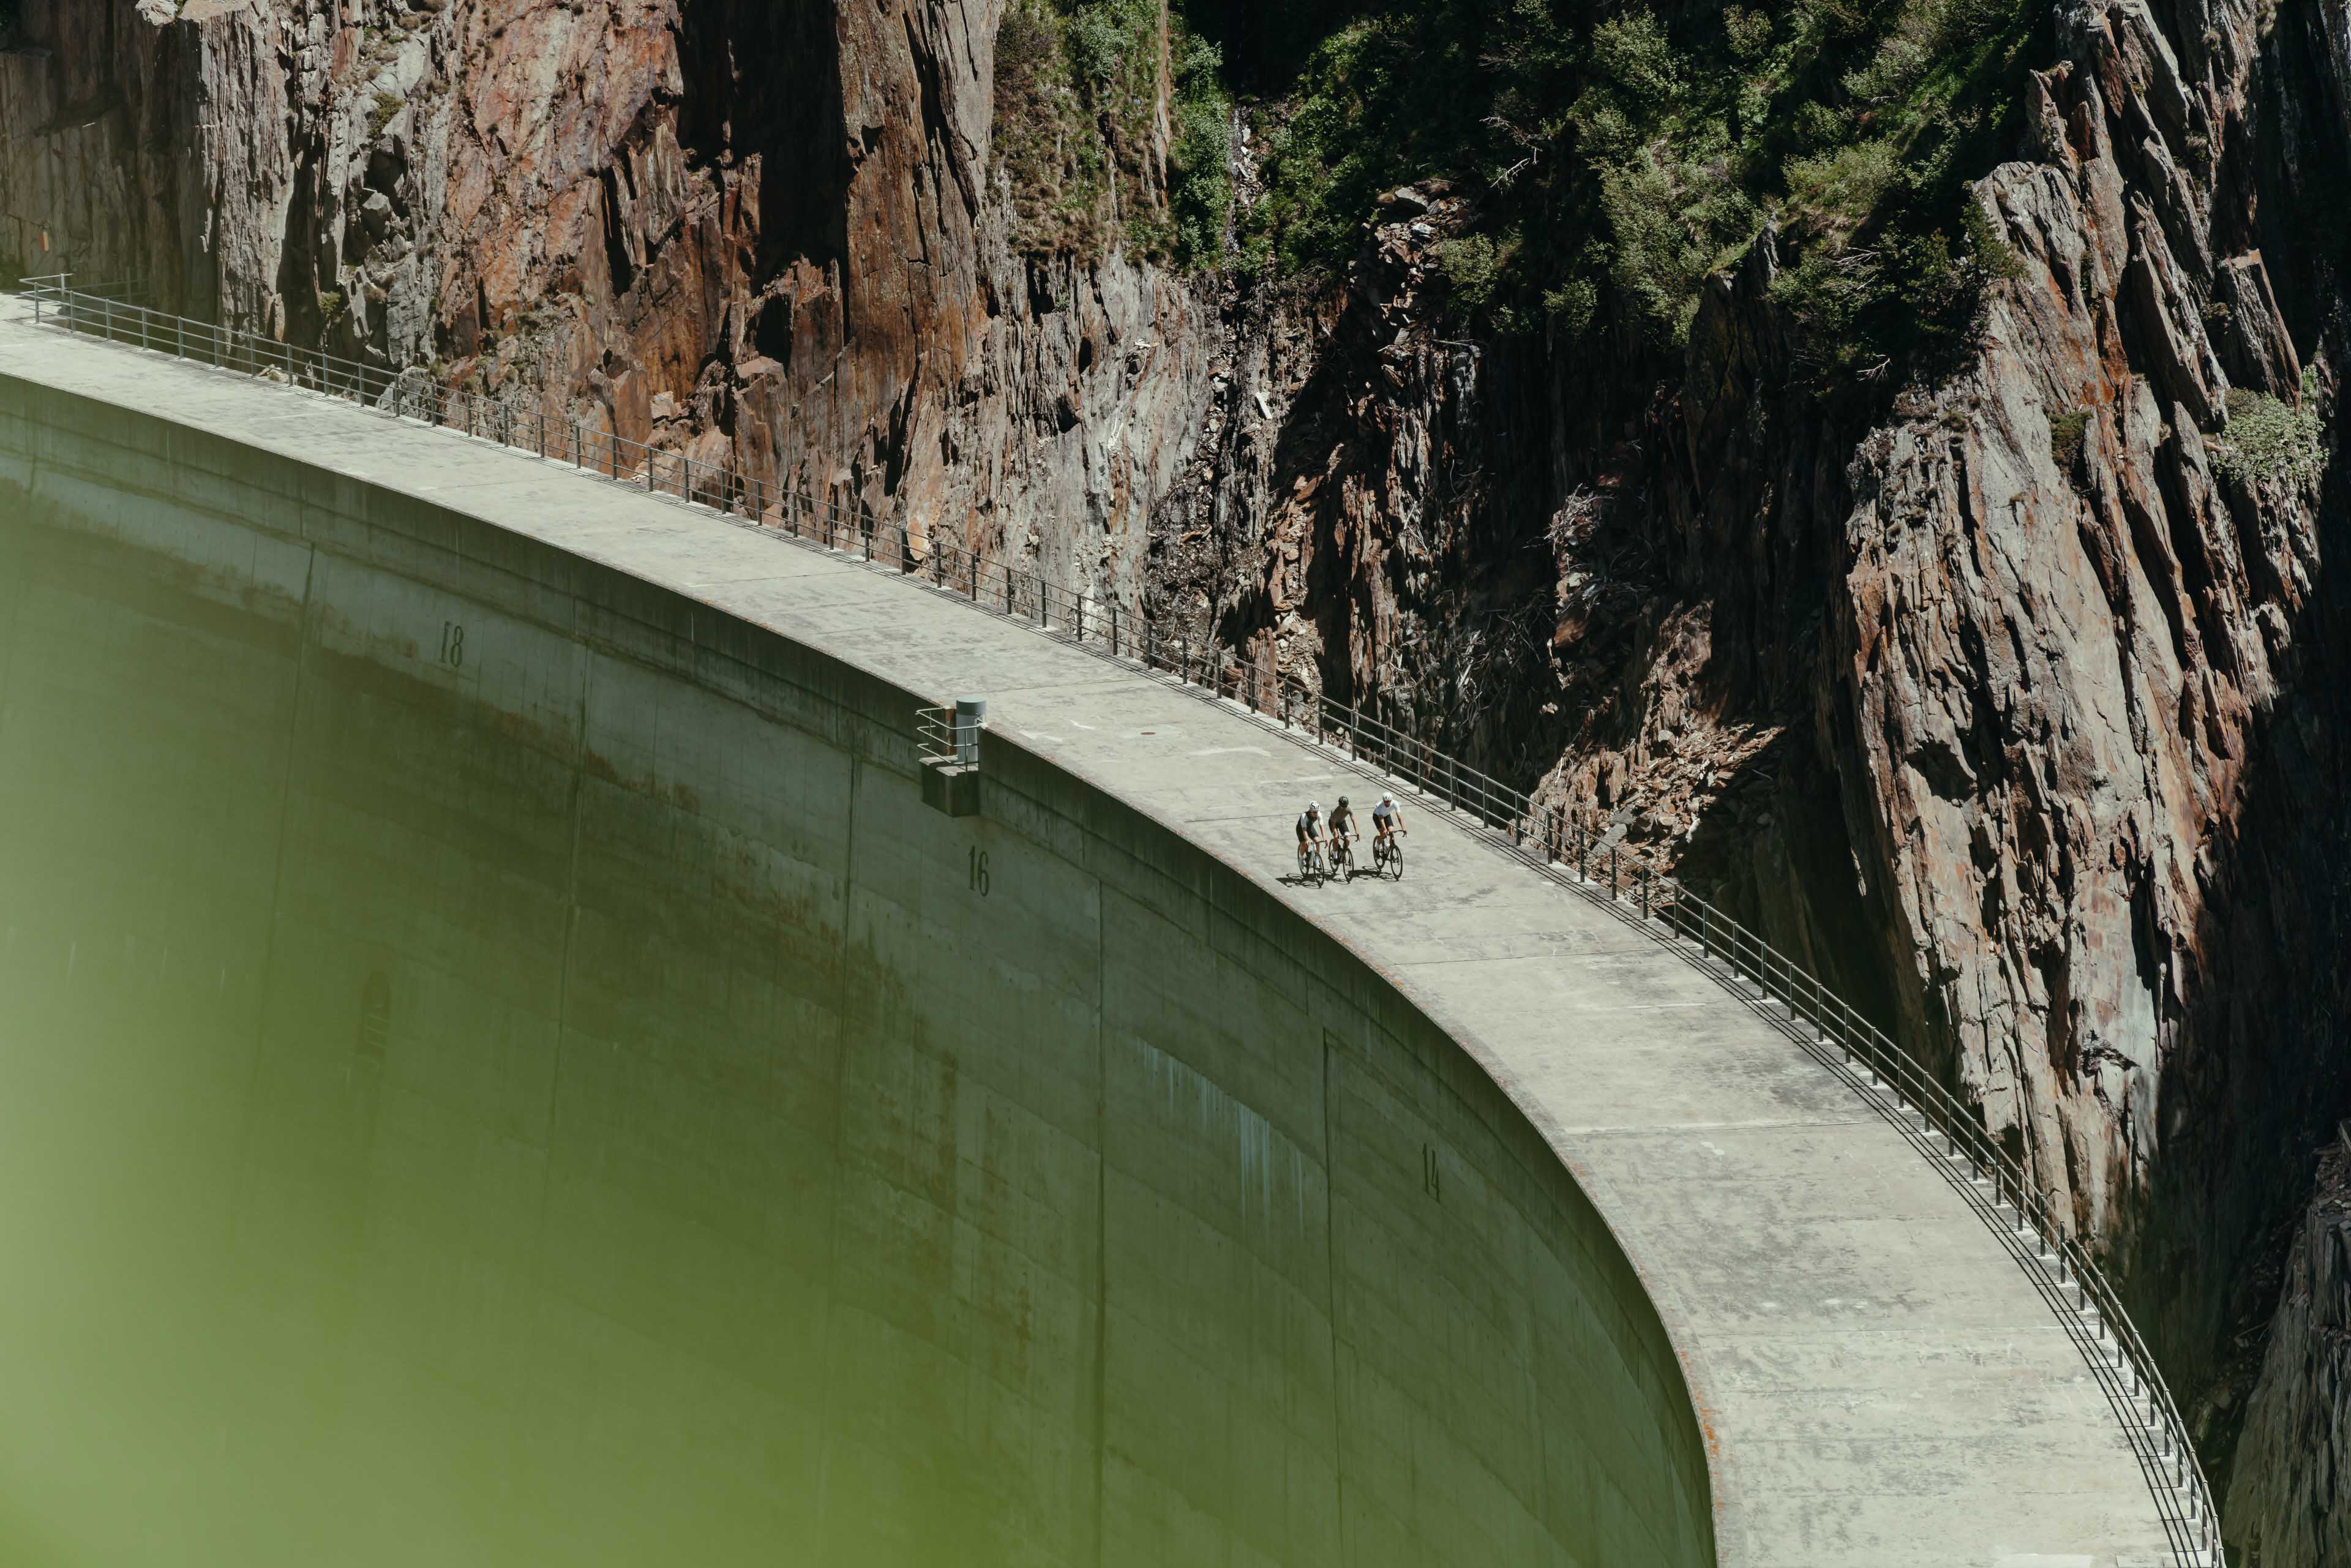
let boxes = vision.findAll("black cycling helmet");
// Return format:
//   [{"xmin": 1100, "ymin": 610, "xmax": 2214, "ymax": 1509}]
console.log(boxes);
[{"xmin": 1338, "ymin": 795, "xmax": 1349, "ymax": 807}]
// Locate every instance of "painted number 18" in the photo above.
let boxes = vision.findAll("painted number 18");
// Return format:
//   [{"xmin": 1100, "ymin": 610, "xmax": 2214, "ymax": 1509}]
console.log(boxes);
[{"xmin": 438, "ymin": 620, "xmax": 466, "ymax": 669}]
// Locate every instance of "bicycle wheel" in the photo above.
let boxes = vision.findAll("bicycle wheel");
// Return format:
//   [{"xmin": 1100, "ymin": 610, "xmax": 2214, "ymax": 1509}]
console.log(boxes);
[
  {"xmin": 1387, "ymin": 840, "xmax": 1404, "ymax": 880},
  {"xmin": 1297, "ymin": 844, "xmax": 1313, "ymax": 880}
]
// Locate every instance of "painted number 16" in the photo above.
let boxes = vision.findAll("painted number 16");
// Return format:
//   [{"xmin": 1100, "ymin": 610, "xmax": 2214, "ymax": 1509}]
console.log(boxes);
[{"xmin": 967, "ymin": 847, "xmax": 991, "ymax": 897}]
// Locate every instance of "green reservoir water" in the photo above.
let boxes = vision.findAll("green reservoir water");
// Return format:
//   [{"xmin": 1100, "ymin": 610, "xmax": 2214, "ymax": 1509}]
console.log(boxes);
[
  {"xmin": 0, "ymin": 474, "xmax": 1709, "ymax": 1567},
  {"xmin": 0, "ymin": 517, "xmax": 1043, "ymax": 1566}
]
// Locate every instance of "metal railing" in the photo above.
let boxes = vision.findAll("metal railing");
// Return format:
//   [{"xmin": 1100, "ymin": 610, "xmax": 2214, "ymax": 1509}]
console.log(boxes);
[
  {"xmin": 915, "ymin": 703, "xmax": 984, "ymax": 770},
  {"xmin": 15, "ymin": 277, "xmax": 2224, "ymax": 1565},
  {"xmin": 21, "ymin": 274, "xmax": 152, "ymax": 305},
  {"xmin": 915, "ymin": 706, "xmax": 957, "ymax": 765}
]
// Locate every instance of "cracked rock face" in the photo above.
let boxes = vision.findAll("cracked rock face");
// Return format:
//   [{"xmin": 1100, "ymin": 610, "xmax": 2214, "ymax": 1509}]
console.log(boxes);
[
  {"xmin": 2230, "ymin": 1132, "xmax": 2351, "ymax": 1564},
  {"xmin": 0, "ymin": 0, "xmax": 1220, "ymax": 594},
  {"xmin": 1824, "ymin": 9, "xmax": 2351, "ymax": 1537}
]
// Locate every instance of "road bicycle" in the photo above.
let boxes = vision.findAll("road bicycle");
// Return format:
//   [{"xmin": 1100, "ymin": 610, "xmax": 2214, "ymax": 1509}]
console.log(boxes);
[
  {"xmin": 1296, "ymin": 839, "xmax": 1329, "ymax": 883},
  {"xmin": 1372, "ymin": 831, "xmax": 1404, "ymax": 880},
  {"xmin": 1329, "ymin": 833, "xmax": 1356, "ymax": 880}
]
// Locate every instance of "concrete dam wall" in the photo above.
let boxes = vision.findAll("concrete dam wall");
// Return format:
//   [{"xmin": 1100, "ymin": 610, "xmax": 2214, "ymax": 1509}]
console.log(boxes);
[{"xmin": 0, "ymin": 381, "xmax": 1712, "ymax": 1566}]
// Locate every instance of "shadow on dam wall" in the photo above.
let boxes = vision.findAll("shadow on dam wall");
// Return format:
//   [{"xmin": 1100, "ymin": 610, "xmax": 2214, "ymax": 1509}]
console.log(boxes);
[{"xmin": 0, "ymin": 401, "xmax": 1713, "ymax": 1566}]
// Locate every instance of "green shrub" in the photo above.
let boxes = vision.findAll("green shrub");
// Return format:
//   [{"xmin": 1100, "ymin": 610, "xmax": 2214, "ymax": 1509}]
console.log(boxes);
[
  {"xmin": 1436, "ymin": 233, "xmax": 1517, "ymax": 315},
  {"xmin": 1588, "ymin": 10, "xmax": 1683, "ymax": 110},
  {"xmin": 992, "ymin": 0, "xmax": 1107, "ymax": 257},
  {"xmin": 979, "ymin": 0, "xmax": 2042, "ymax": 372},
  {"xmin": 1598, "ymin": 145, "xmax": 1758, "ymax": 347},
  {"xmin": 1066, "ymin": 4, "xmax": 1126, "ymax": 86},
  {"xmin": 1723, "ymin": 7, "xmax": 1773, "ymax": 60},
  {"xmin": 369, "ymin": 91, "xmax": 404, "ymax": 137},
  {"xmin": 2049, "ymin": 408, "xmax": 2088, "ymax": 470},
  {"xmin": 1165, "ymin": 32, "xmax": 1232, "ymax": 269},
  {"xmin": 1783, "ymin": 139, "xmax": 1899, "ymax": 245},
  {"xmin": 1246, "ymin": 19, "xmax": 1410, "ymax": 274},
  {"xmin": 2212, "ymin": 372, "xmax": 2326, "ymax": 487},
  {"xmin": 991, "ymin": 0, "xmax": 1229, "ymax": 272},
  {"xmin": 1545, "ymin": 275, "xmax": 1599, "ymax": 337},
  {"xmin": 1235, "ymin": 0, "xmax": 2041, "ymax": 372}
]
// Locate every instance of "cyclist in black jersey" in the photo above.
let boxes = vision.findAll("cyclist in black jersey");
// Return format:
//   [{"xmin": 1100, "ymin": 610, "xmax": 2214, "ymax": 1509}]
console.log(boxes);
[{"xmin": 1327, "ymin": 796, "xmax": 1359, "ymax": 874}]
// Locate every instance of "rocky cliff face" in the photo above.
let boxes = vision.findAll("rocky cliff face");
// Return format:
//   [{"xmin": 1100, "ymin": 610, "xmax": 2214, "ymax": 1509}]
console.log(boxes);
[
  {"xmin": 0, "ymin": 0, "xmax": 290, "ymax": 323},
  {"xmin": 0, "ymin": 0, "xmax": 1220, "ymax": 595},
  {"xmin": 2231, "ymin": 1128, "xmax": 2351, "ymax": 1564},
  {"xmin": 1816, "ymin": 11, "xmax": 2351, "ymax": 1494},
  {"xmin": 12, "ymin": 0, "xmax": 2351, "ymax": 1555}
]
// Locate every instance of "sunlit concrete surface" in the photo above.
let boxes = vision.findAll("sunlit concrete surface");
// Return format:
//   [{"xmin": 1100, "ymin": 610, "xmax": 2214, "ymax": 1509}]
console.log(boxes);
[{"xmin": 0, "ymin": 304, "xmax": 2177, "ymax": 1567}]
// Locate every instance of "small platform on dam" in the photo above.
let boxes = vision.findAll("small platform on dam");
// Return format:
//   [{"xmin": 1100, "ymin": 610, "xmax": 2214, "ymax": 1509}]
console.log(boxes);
[{"xmin": 0, "ymin": 309, "xmax": 2180, "ymax": 1567}]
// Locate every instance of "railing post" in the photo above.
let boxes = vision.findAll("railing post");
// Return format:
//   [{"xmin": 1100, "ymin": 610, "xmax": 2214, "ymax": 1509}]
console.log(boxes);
[
  {"xmin": 1641, "ymin": 866, "xmax": 1651, "ymax": 920},
  {"xmin": 1610, "ymin": 846, "xmax": 1619, "ymax": 901},
  {"xmin": 969, "ymin": 553, "xmax": 979, "ymax": 601}
]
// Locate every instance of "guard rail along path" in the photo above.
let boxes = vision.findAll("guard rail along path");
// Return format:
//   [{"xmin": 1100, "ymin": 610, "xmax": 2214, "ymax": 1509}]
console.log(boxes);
[{"xmin": 12, "ymin": 276, "xmax": 2224, "ymax": 1566}]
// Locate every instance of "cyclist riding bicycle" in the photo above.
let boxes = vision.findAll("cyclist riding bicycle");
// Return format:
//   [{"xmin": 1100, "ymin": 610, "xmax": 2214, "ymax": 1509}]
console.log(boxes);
[
  {"xmin": 1371, "ymin": 793, "xmax": 1406, "ymax": 859},
  {"xmin": 1297, "ymin": 804, "xmax": 1335, "ymax": 879},
  {"xmin": 1327, "ymin": 796, "xmax": 1358, "ymax": 870}
]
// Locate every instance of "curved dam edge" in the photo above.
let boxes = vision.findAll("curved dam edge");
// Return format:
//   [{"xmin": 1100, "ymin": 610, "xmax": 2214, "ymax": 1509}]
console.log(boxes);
[{"xmin": 0, "ymin": 321, "xmax": 2175, "ymax": 1567}]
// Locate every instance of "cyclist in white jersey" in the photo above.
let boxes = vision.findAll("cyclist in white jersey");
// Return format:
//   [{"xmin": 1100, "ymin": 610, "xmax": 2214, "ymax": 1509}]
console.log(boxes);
[{"xmin": 1295, "ymin": 801, "xmax": 1327, "ymax": 863}]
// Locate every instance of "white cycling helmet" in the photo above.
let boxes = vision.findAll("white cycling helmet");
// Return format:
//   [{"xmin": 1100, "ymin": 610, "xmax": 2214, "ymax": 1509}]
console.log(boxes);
[
  {"xmin": 1381, "ymin": 793, "xmax": 1395, "ymax": 805},
  {"xmin": 1307, "ymin": 801, "xmax": 1320, "ymax": 812}
]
